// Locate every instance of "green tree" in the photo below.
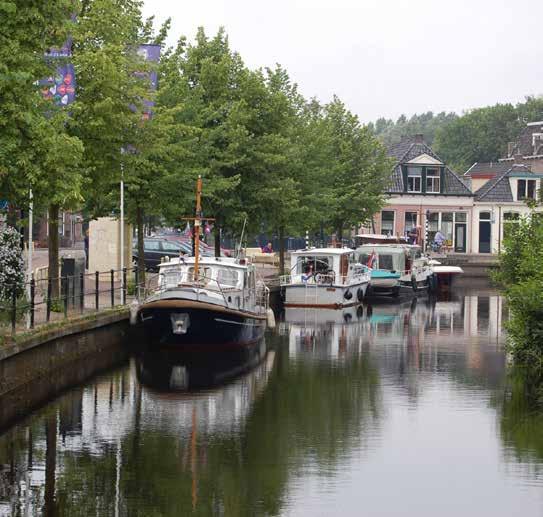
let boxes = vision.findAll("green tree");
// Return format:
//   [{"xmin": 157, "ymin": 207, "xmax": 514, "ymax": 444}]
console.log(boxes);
[
  {"xmin": 311, "ymin": 97, "xmax": 392, "ymax": 241},
  {"xmin": 494, "ymin": 212, "xmax": 543, "ymax": 366}
]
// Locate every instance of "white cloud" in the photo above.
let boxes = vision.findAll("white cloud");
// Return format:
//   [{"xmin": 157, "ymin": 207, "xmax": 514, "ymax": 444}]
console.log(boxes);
[{"xmin": 143, "ymin": 0, "xmax": 543, "ymax": 122}]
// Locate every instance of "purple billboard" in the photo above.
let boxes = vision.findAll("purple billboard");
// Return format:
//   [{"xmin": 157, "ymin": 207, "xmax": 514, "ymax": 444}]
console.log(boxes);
[{"xmin": 136, "ymin": 44, "xmax": 160, "ymax": 120}]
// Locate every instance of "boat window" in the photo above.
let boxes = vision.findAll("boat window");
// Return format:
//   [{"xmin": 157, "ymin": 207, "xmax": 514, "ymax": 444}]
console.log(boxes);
[
  {"xmin": 217, "ymin": 268, "xmax": 239, "ymax": 287},
  {"xmin": 162, "ymin": 269, "xmax": 182, "ymax": 288},
  {"xmin": 378, "ymin": 254, "xmax": 394, "ymax": 270},
  {"xmin": 296, "ymin": 256, "xmax": 332, "ymax": 274},
  {"xmin": 186, "ymin": 266, "xmax": 212, "ymax": 284}
]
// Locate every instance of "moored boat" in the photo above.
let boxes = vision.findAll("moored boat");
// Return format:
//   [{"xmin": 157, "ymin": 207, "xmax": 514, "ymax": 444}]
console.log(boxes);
[
  {"xmin": 130, "ymin": 176, "xmax": 270, "ymax": 349},
  {"xmin": 429, "ymin": 260, "xmax": 463, "ymax": 291},
  {"xmin": 356, "ymin": 244, "xmax": 433, "ymax": 297},
  {"xmin": 280, "ymin": 248, "xmax": 370, "ymax": 308}
]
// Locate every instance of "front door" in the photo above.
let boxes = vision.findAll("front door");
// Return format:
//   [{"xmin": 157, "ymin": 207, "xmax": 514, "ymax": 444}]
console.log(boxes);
[
  {"xmin": 454, "ymin": 224, "xmax": 467, "ymax": 253},
  {"xmin": 479, "ymin": 221, "xmax": 491, "ymax": 253}
]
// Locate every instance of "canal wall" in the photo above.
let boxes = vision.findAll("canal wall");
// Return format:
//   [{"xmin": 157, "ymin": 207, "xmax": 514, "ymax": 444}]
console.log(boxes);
[{"xmin": 0, "ymin": 309, "xmax": 130, "ymax": 431}]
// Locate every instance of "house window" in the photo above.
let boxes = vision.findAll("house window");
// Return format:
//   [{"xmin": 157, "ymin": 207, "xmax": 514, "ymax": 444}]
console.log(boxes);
[
  {"xmin": 441, "ymin": 212, "xmax": 453, "ymax": 246},
  {"xmin": 381, "ymin": 211, "xmax": 395, "ymax": 236},
  {"xmin": 404, "ymin": 212, "xmax": 418, "ymax": 232},
  {"xmin": 407, "ymin": 167, "xmax": 422, "ymax": 193},
  {"xmin": 426, "ymin": 168, "xmax": 440, "ymax": 193},
  {"xmin": 517, "ymin": 179, "xmax": 537, "ymax": 200}
]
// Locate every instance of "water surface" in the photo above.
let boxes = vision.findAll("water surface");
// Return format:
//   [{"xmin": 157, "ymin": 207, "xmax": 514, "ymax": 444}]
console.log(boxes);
[{"xmin": 2, "ymin": 288, "xmax": 543, "ymax": 516}]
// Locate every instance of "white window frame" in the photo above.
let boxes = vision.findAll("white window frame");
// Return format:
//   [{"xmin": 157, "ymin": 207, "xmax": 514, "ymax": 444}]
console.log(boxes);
[
  {"xmin": 517, "ymin": 179, "xmax": 537, "ymax": 200},
  {"xmin": 407, "ymin": 167, "xmax": 422, "ymax": 193},
  {"xmin": 381, "ymin": 210, "xmax": 395, "ymax": 236},
  {"xmin": 426, "ymin": 168, "xmax": 440, "ymax": 194}
]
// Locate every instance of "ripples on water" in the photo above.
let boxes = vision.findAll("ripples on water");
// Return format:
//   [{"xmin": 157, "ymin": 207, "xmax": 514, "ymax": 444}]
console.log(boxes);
[{"xmin": 1, "ymin": 287, "xmax": 543, "ymax": 516}]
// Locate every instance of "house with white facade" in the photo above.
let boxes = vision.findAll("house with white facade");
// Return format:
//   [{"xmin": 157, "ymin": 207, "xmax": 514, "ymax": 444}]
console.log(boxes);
[
  {"xmin": 471, "ymin": 163, "xmax": 543, "ymax": 254},
  {"xmin": 373, "ymin": 135, "xmax": 474, "ymax": 253}
]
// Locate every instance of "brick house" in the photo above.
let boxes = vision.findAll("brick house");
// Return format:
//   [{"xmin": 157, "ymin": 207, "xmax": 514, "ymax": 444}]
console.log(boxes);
[{"xmin": 373, "ymin": 134, "xmax": 474, "ymax": 252}]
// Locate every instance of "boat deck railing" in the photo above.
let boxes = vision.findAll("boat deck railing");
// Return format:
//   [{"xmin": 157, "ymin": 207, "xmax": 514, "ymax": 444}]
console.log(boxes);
[{"xmin": 139, "ymin": 271, "xmax": 269, "ymax": 315}]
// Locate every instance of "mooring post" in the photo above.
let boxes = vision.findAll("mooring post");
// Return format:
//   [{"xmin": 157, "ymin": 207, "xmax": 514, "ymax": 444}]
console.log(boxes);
[
  {"xmin": 11, "ymin": 288, "xmax": 16, "ymax": 335},
  {"xmin": 30, "ymin": 274, "xmax": 35, "ymax": 329},
  {"xmin": 110, "ymin": 269, "xmax": 114, "ymax": 307},
  {"xmin": 95, "ymin": 271, "xmax": 99, "ymax": 310},
  {"xmin": 122, "ymin": 267, "xmax": 127, "ymax": 305},
  {"xmin": 80, "ymin": 273, "xmax": 85, "ymax": 313},
  {"xmin": 46, "ymin": 277, "xmax": 52, "ymax": 322}
]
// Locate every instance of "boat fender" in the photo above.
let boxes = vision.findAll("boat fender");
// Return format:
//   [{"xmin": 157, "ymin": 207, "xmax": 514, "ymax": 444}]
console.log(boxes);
[
  {"xmin": 343, "ymin": 312, "xmax": 352, "ymax": 322},
  {"xmin": 357, "ymin": 305, "xmax": 364, "ymax": 318},
  {"xmin": 266, "ymin": 308, "xmax": 276, "ymax": 329},
  {"xmin": 344, "ymin": 289, "xmax": 353, "ymax": 300},
  {"xmin": 411, "ymin": 276, "xmax": 417, "ymax": 292},
  {"xmin": 129, "ymin": 300, "xmax": 140, "ymax": 326},
  {"xmin": 356, "ymin": 287, "xmax": 365, "ymax": 302}
]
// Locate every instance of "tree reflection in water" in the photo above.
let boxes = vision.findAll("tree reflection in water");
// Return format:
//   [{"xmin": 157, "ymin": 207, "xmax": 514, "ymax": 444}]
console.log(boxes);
[{"xmin": 2, "ymin": 289, "xmax": 530, "ymax": 517}]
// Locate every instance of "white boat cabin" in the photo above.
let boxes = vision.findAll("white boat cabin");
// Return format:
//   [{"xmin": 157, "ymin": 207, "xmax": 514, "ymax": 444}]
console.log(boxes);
[
  {"xmin": 288, "ymin": 248, "xmax": 367, "ymax": 285},
  {"xmin": 158, "ymin": 256, "xmax": 257, "ymax": 292},
  {"xmin": 356, "ymin": 244, "xmax": 425, "ymax": 275}
]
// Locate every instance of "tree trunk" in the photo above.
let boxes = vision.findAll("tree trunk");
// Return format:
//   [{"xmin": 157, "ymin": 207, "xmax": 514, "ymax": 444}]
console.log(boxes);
[
  {"xmin": 48, "ymin": 204, "xmax": 60, "ymax": 299},
  {"xmin": 136, "ymin": 204, "xmax": 145, "ymax": 290},
  {"xmin": 279, "ymin": 226, "xmax": 285, "ymax": 275},
  {"xmin": 214, "ymin": 227, "xmax": 221, "ymax": 257},
  {"xmin": 337, "ymin": 222, "xmax": 343, "ymax": 247}
]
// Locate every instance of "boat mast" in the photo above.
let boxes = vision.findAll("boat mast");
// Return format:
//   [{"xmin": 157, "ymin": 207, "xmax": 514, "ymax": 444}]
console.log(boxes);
[
  {"xmin": 182, "ymin": 176, "xmax": 214, "ymax": 282},
  {"xmin": 193, "ymin": 176, "xmax": 202, "ymax": 280}
]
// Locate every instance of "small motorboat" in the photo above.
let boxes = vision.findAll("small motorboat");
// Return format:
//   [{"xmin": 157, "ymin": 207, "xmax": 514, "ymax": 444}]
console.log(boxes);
[
  {"xmin": 280, "ymin": 248, "xmax": 370, "ymax": 309},
  {"xmin": 356, "ymin": 244, "xmax": 433, "ymax": 297},
  {"xmin": 429, "ymin": 260, "xmax": 463, "ymax": 291}
]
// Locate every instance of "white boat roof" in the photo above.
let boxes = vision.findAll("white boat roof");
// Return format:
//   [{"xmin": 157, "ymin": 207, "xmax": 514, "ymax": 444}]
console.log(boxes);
[
  {"xmin": 291, "ymin": 247, "xmax": 354, "ymax": 256},
  {"xmin": 159, "ymin": 256, "xmax": 250, "ymax": 270},
  {"xmin": 357, "ymin": 244, "xmax": 422, "ymax": 252}
]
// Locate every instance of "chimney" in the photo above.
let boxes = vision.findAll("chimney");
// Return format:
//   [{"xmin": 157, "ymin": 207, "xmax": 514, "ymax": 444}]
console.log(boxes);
[
  {"xmin": 513, "ymin": 153, "xmax": 523, "ymax": 164},
  {"xmin": 414, "ymin": 134, "xmax": 424, "ymax": 144}
]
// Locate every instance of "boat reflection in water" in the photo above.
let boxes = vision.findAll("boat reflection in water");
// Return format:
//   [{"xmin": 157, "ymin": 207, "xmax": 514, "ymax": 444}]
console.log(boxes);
[{"xmin": 135, "ymin": 338, "xmax": 268, "ymax": 392}]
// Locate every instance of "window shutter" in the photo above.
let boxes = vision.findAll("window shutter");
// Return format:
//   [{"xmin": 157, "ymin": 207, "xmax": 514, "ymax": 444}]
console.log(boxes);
[{"xmin": 440, "ymin": 167, "xmax": 445, "ymax": 194}]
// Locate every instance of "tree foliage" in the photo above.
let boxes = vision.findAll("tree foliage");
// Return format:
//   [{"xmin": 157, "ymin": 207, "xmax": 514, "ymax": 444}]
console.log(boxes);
[{"xmin": 494, "ymin": 213, "xmax": 543, "ymax": 366}]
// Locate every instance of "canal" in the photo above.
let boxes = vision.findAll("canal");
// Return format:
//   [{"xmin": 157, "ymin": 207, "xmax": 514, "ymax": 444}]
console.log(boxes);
[{"xmin": 1, "ymin": 286, "xmax": 543, "ymax": 516}]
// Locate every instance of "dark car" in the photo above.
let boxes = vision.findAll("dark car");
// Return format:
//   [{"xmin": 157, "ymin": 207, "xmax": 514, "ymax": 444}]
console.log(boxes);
[{"xmin": 132, "ymin": 238, "xmax": 186, "ymax": 271}]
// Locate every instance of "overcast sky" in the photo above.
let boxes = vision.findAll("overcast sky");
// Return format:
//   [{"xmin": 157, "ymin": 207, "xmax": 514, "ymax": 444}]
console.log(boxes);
[{"xmin": 142, "ymin": 0, "xmax": 543, "ymax": 123}]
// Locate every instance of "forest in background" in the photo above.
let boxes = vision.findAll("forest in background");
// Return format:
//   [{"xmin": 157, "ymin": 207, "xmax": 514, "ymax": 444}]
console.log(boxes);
[{"xmin": 369, "ymin": 95, "xmax": 543, "ymax": 173}]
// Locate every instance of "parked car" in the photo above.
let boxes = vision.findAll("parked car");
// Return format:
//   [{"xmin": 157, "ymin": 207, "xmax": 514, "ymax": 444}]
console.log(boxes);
[{"xmin": 132, "ymin": 238, "xmax": 186, "ymax": 271}]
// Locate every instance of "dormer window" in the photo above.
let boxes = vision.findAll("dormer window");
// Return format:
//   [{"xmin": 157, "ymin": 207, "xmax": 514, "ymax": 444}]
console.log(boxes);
[
  {"xmin": 517, "ymin": 179, "xmax": 537, "ymax": 200},
  {"xmin": 426, "ymin": 168, "xmax": 440, "ymax": 193},
  {"xmin": 407, "ymin": 167, "xmax": 421, "ymax": 193}
]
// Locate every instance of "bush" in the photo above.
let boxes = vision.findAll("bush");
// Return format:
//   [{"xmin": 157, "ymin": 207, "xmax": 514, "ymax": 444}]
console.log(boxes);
[
  {"xmin": 495, "ymin": 213, "xmax": 543, "ymax": 365},
  {"xmin": 0, "ymin": 225, "xmax": 25, "ymax": 303}
]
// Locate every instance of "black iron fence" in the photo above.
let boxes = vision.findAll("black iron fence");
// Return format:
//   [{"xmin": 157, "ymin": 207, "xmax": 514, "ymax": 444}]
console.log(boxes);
[{"xmin": 0, "ymin": 267, "xmax": 150, "ymax": 337}]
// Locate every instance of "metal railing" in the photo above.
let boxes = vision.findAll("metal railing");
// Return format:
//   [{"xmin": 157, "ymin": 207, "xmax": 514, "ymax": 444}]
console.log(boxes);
[
  {"xmin": 140, "ymin": 271, "xmax": 270, "ymax": 315},
  {"xmin": 0, "ymin": 267, "xmax": 144, "ymax": 338}
]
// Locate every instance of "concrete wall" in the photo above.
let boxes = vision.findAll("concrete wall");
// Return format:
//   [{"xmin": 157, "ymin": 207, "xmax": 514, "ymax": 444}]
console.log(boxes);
[{"xmin": 89, "ymin": 217, "xmax": 132, "ymax": 277}]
